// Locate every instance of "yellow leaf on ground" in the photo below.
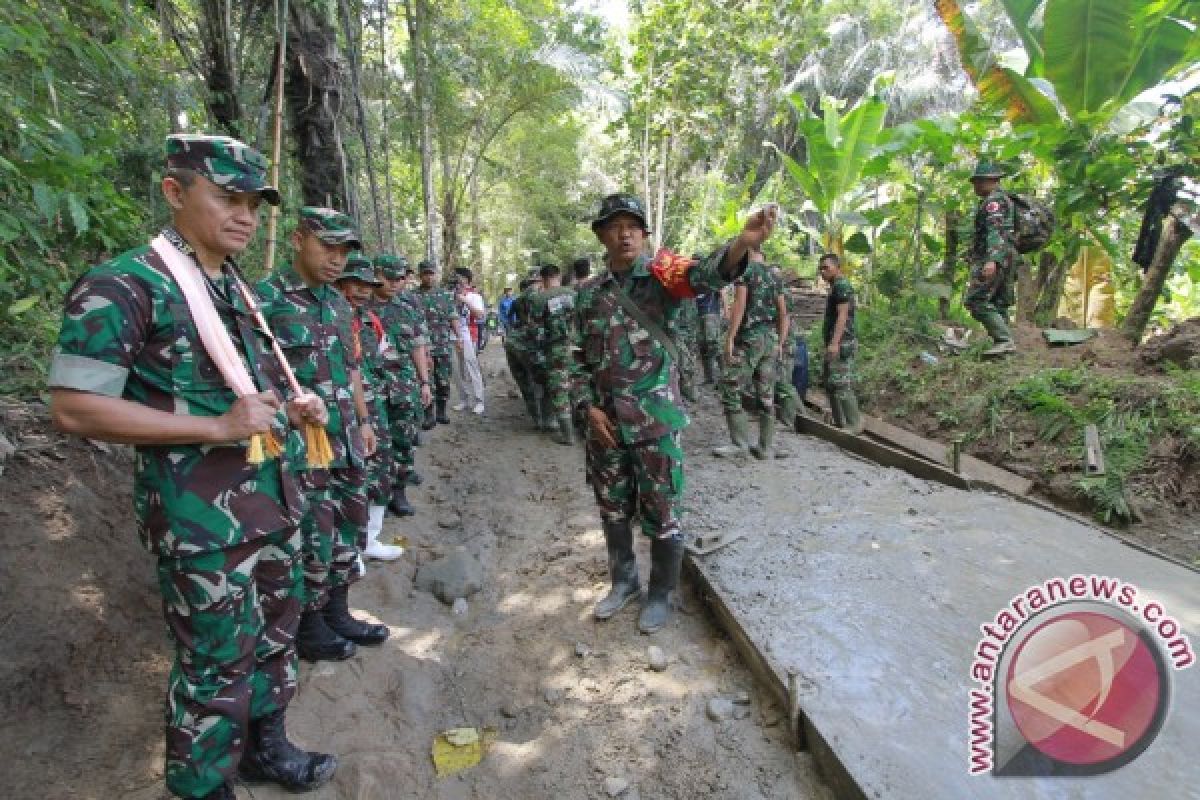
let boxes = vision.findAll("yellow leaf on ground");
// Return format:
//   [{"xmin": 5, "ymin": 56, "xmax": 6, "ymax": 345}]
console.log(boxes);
[{"xmin": 431, "ymin": 727, "xmax": 496, "ymax": 778}]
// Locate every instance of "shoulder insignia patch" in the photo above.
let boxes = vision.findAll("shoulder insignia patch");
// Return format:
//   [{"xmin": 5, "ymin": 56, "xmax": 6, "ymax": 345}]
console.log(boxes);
[
  {"xmin": 985, "ymin": 201, "xmax": 1001, "ymax": 213},
  {"xmin": 649, "ymin": 248, "xmax": 697, "ymax": 299}
]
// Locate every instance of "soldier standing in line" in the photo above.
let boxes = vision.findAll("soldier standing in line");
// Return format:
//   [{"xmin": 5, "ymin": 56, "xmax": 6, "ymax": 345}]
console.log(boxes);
[
  {"xmin": 372, "ymin": 255, "xmax": 432, "ymax": 516},
  {"xmin": 772, "ymin": 267, "xmax": 802, "ymax": 431},
  {"xmin": 256, "ymin": 208, "xmax": 389, "ymax": 662},
  {"xmin": 695, "ymin": 284, "xmax": 723, "ymax": 385},
  {"xmin": 416, "ymin": 261, "xmax": 458, "ymax": 424},
  {"xmin": 49, "ymin": 134, "xmax": 336, "ymax": 799},
  {"xmin": 966, "ymin": 160, "xmax": 1019, "ymax": 356},
  {"xmin": 506, "ymin": 270, "xmax": 546, "ymax": 427},
  {"xmin": 334, "ymin": 255, "xmax": 405, "ymax": 561},
  {"xmin": 577, "ymin": 193, "xmax": 776, "ymax": 634},
  {"xmin": 818, "ymin": 253, "xmax": 863, "ymax": 433},
  {"xmin": 713, "ymin": 248, "xmax": 788, "ymax": 460},
  {"xmin": 531, "ymin": 263, "xmax": 578, "ymax": 445}
]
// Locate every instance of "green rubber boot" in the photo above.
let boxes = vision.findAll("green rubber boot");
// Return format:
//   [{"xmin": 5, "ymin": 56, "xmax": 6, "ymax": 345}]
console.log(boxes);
[
  {"xmin": 777, "ymin": 393, "xmax": 799, "ymax": 432},
  {"xmin": 836, "ymin": 390, "xmax": 864, "ymax": 435},
  {"xmin": 553, "ymin": 413, "xmax": 575, "ymax": 446},
  {"xmin": 750, "ymin": 412, "xmax": 775, "ymax": 460},
  {"xmin": 712, "ymin": 410, "xmax": 751, "ymax": 458},
  {"xmin": 594, "ymin": 519, "xmax": 640, "ymax": 620},
  {"xmin": 638, "ymin": 535, "xmax": 684, "ymax": 634}
]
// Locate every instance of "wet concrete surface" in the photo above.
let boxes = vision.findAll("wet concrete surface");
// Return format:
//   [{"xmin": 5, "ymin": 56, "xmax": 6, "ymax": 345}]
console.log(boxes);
[{"xmin": 682, "ymin": 406, "xmax": 1199, "ymax": 800}]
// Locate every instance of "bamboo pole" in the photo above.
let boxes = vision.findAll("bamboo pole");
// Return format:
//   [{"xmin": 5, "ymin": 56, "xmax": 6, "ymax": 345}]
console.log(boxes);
[{"xmin": 263, "ymin": 0, "xmax": 289, "ymax": 274}]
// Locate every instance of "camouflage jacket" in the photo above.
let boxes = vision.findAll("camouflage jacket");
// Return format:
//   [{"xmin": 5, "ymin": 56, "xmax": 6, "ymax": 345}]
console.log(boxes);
[
  {"xmin": 823, "ymin": 276, "xmax": 857, "ymax": 346},
  {"xmin": 575, "ymin": 245, "xmax": 744, "ymax": 445},
  {"xmin": 508, "ymin": 286, "xmax": 543, "ymax": 354},
  {"xmin": 972, "ymin": 189, "xmax": 1017, "ymax": 267},
  {"xmin": 417, "ymin": 286, "xmax": 458, "ymax": 355},
  {"xmin": 49, "ymin": 228, "xmax": 304, "ymax": 557},
  {"xmin": 256, "ymin": 265, "xmax": 364, "ymax": 470},
  {"xmin": 532, "ymin": 286, "xmax": 576, "ymax": 348},
  {"xmin": 734, "ymin": 261, "xmax": 782, "ymax": 340},
  {"xmin": 673, "ymin": 297, "xmax": 699, "ymax": 345},
  {"xmin": 373, "ymin": 292, "xmax": 429, "ymax": 404}
]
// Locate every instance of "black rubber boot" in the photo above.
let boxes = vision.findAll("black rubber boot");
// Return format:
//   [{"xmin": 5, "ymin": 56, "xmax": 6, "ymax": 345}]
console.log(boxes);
[
  {"xmin": 239, "ymin": 710, "xmax": 338, "ymax": 792},
  {"xmin": 388, "ymin": 484, "xmax": 415, "ymax": 517},
  {"xmin": 638, "ymin": 535, "xmax": 684, "ymax": 634},
  {"xmin": 295, "ymin": 608, "xmax": 356, "ymax": 662},
  {"xmin": 593, "ymin": 519, "xmax": 641, "ymax": 620},
  {"xmin": 322, "ymin": 584, "xmax": 389, "ymax": 646},
  {"xmin": 421, "ymin": 404, "xmax": 436, "ymax": 430},
  {"xmin": 406, "ymin": 470, "xmax": 423, "ymax": 486},
  {"xmin": 198, "ymin": 781, "xmax": 235, "ymax": 800},
  {"xmin": 554, "ymin": 413, "xmax": 575, "ymax": 446},
  {"xmin": 702, "ymin": 355, "xmax": 717, "ymax": 385},
  {"xmin": 435, "ymin": 397, "xmax": 450, "ymax": 424}
]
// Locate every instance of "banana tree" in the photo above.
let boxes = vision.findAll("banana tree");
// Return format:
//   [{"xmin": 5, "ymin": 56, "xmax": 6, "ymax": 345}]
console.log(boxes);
[{"xmin": 777, "ymin": 91, "xmax": 889, "ymax": 260}]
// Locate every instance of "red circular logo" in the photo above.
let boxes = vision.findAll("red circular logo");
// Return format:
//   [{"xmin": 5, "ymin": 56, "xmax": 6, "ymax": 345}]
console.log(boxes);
[{"xmin": 1006, "ymin": 610, "xmax": 1167, "ymax": 768}]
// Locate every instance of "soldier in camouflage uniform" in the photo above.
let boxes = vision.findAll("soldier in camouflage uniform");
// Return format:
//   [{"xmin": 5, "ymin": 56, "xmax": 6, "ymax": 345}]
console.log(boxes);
[
  {"xmin": 818, "ymin": 253, "xmax": 863, "ymax": 433},
  {"xmin": 48, "ymin": 134, "xmax": 336, "ymax": 799},
  {"xmin": 695, "ymin": 286, "xmax": 723, "ymax": 384},
  {"xmin": 373, "ymin": 254, "xmax": 433, "ymax": 516},
  {"xmin": 577, "ymin": 193, "xmax": 776, "ymax": 634},
  {"xmin": 530, "ymin": 263, "xmax": 578, "ymax": 444},
  {"xmin": 256, "ymin": 207, "xmax": 389, "ymax": 663},
  {"xmin": 505, "ymin": 271, "xmax": 546, "ymax": 426},
  {"xmin": 713, "ymin": 249, "xmax": 789, "ymax": 460},
  {"xmin": 416, "ymin": 261, "xmax": 458, "ymax": 423},
  {"xmin": 966, "ymin": 160, "xmax": 1019, "ymax": 356},
  {"xmin": 334, "ymin": 255, "xmax": 406, "ymax": 561},
  {"xmin": 773, "ymin": 268, "xmax": 802, "ymax": 431}
]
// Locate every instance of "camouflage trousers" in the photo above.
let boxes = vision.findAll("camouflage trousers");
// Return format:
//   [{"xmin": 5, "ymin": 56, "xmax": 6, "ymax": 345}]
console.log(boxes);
[
  {"xmin": 157, "ymin": 527, "xmax": 302, "ymax": 798},
  {"xmin": 965, "ymin": 259, "xmax": 1018, "ymax": 324},
  {"xmin": 775, "ymin": 339, "xmax": 799, "ymax": 406},
  {"xmin": 387, "ymin": 396, "xmax": 419, "ymax": 477},
  {"xmin": 699, "ymin": 313, "xmax": 723, "ymax": 359},
  {"xmin": 505, "ymin": 342, "xmax": 541, "ymax": 421},
  {"xmin": 364, "ymin": 401, "xmax": 392, "ymax": 506},
  {"xmin": 298, "ymin": 466, "xmax": 368, "ymax": 611},
  {"xmin": 586, "ymin": 431, "xmax": 685, "ymax": 540},
  {"xmin": 823, "ymin": 340, "xmax": 858, "ymax": 396},
  {"xmin": 430, "ymin": 352, "xmax": 453, "ymax": 400},
  {"xmin": 676, "ymin": 331, "xmax": 698, "ymax": 399},
  {"xmin": 541, "ymin": 344, "xmax": 575, "ymax": 415},
  {"xmin": 719, "ymin": 328, "xmax": 778, "ymax": 414}
]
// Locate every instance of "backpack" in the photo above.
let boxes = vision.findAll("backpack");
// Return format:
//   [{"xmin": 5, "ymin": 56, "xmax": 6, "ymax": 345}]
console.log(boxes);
[{"xmin": 1008, "ymin": 193, "xmax": 1055, "ymax": 253}]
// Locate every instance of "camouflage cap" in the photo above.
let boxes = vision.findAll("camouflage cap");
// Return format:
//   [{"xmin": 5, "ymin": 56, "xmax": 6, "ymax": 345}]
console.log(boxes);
[
  {"xmin": 527, "ymin": 268, "xmax": 544, "ymax": 282},
  {"xmin": 592, "ymin": 192, "xmax": 649, "ymax": 232},
  {"xmin": 418, "ymin": 259, "xmax": 437, "ymax": 274},
  {"xmin": 298, "ymin": 207, "xmax": 363, "ymax": 250},
  {"xmin": 166, "ymin": 134, "xmax": 281, "ymax": 205},
  {"xmin": 374, "ymin": 253, "xmax": 410, "ymax": 279},
  {"xmin": 336, "ymin": 252, "xmax": 382, "ymax": 286},
  {"xmin": 970, "ymin": 159, "xmax": 1006, "ymax": 180}
]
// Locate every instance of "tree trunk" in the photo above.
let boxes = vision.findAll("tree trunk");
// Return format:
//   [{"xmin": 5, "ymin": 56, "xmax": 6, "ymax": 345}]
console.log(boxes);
[
  {"xmin": 286, "ymin": 0, "xmax": 347, "ymax": 207},
  {"xmin": 336, "ymin": 0, "xmax": 384, "ymax": 246},
  {"xmin": 653, "ymin": 132, "xmax": 669, "ymax": 250},
  {"xmin": 377, "ymin": 0, "xmax": 396, "ymax": 250},
  {"xmin": 1016, "ymin": 255, "xmax": 1036, "ymax": 323},
  {"xmin": 1123, "ymin": 214, "xmax": 1193, "ymax": 343},
  {"xmin": 938, "ymin": 210, "xmax": 958, "ymax": 319},
  {"xmin": 199, "ymin": 0, "xmax": 242, "ymax": 136},
  {"xmin": 404, "ymin": 0, "xmax": 438, "ymax": 264},
  {"xmin": 1032, "ymin": 249, "xmax": 1070, "ymax": 325}
]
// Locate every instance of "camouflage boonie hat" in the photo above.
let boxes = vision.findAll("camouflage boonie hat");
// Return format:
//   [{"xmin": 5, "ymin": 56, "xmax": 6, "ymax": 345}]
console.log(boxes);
[
  {"xmin": 970, "ymin": 160, "xmax": 1006, "ymax": 180},
  {"xmin": 298, "ymin": 207, "xmax": 363, "ymax": 250},
  {"xmin": 418, "ymin": 259, "xmax": 437, "ymax": 274},
  {"xmin": 165, "ymin": 134, "xmax": 281, "ymax": 205},
  {"xmin": 336, "ymin": 252, "xmax": 382, "ymax": 286},
  {"xmin": 592, "ymin": 192, "xmax": 649, "ymax": 232},
  {"xmin": 374, "ymin": 253, "xmax": 409, "ymax": 279}
]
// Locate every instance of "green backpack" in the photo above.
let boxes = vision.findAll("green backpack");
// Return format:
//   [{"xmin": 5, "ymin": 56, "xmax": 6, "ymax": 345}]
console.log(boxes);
[{"xmin": 1008, "ymin": 193, "xmax": 1055, "ymax": 253}]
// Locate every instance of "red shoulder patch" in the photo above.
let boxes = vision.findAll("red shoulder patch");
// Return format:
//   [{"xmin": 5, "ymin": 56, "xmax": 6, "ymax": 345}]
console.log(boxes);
[
  {"xmin": 985, "ymin": 201, "xmax": 1001, "ymax": 213},
  {"xmin": 649, "ymin": 247, "xmax": 698, "ymax": 299}
]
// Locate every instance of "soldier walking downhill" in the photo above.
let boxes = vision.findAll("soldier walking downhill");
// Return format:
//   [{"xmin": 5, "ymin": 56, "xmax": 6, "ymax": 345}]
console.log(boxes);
[
  {"xmin": 713, "ymin": 248, "xmax": 789, "ymax": 460},
  {"xmin": 49, "ymin": 134, "xmax": 336, "ymax": 799},
  {"xmin": 818, "ymin": 253, "xmax": 863, "ymax": 433},
  {"xmin": 576, "ymin": 193, "xmax": 776, "ymax": 634},
  {"xmin": 256, "ymin": 208, "xmax": 389, "ymax": 663},
  {"xmin": 966, "ymin": 159, "xmax": 1020, "ymax": 356}
]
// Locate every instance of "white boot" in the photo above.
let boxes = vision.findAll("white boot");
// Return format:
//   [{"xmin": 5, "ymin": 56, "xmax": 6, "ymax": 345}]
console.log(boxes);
[{"xmin": 364, "ymin": 505, "xmax": 405, "ymax": 561}]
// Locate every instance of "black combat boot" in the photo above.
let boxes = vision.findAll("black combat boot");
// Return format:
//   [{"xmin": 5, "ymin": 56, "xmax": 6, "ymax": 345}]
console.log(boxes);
[
  {"xmin": 406, "ymin": 470, "xmax": 423, "ymax": 486},
  {"xmin": 435, "ymin": 397, "xmax": 450, "ymax": 424},
  {"xmin": 239, "ymin": 709, "xmax": 338, "ymax": 791},
  {"xmin": 638, "ymin": 535, "xmax": 684, "ymax": 634},
  {"xmin": 593, "ymin": 519, "xmax": 641, "ymax": 620},
  {"xmin": 322, "ymin": 584, "xmax": 389, "ymax": 646},
  {"xmin": 388, "ymin": 483, "xmax": 415, "ymax": 517},
  {"xmin": 421, "ymin": 403, "xmax": 436, "ymax": 430},
  {"xmin": 295, "ymin": 608, "xmax": 356, "ymax": 662}
]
